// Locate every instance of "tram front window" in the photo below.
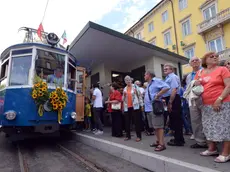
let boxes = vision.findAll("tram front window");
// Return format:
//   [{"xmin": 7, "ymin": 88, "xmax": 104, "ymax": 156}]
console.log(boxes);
[
  {"xmin": 9, "ymin": 56, "xmax": 32, "ymax": 86},
  {"xmin": 35, "ymin": 49, "xmax": 65, "ymax": 86}
]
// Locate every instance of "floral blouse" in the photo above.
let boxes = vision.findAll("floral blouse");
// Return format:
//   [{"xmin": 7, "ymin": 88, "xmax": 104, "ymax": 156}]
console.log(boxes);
[{"xmin": 122, "ymin": 84, "xmax": 143, "ymax": 112}]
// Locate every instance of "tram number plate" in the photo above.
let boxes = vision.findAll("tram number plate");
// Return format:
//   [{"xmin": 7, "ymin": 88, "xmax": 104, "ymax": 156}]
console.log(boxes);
[{"xmin": 34, "ymin": 124, "xmax": 59, "ymax": 133}]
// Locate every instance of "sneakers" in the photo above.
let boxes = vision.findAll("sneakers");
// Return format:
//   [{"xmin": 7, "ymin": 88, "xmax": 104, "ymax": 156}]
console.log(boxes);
[
  {"xmin": 92, "ymin": 129, "xmax": 97, "ymax": 134},
  {"xmin": 94, "ymin": 130, "xmax": 103, "ymax": 135}
]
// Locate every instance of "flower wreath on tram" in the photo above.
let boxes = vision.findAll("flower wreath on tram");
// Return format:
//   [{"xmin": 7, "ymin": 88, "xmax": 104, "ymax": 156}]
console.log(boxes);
[{"xmin": 31, "ymin": 75, "xmax": 68, "ymax": 123}]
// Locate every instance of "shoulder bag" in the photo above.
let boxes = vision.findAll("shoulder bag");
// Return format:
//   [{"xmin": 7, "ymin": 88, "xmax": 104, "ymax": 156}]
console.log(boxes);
[{"xmin": 148, "ymin": 81, "xmax": 165, "ymax": 116}]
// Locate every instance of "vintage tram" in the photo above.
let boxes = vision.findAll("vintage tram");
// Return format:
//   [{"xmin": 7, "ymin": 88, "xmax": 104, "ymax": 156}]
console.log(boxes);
[{"xmin": 0, "ymin": 28, "xmax": 85, "ymax": 141}]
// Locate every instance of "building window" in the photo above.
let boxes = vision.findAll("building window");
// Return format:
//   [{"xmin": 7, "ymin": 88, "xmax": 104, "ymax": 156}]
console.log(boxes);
[
  {"xmin": 164, "ymin": 31, "xmax": 171, "ymax": 46},
  {"xmin": 179, "ymin": 0, "xmax": 187, "ymax": 10},
  {"xmin": 182, "ymin": 19, "xmax": 191, "ymax": 36},
  {"xmin": 136, "ymin": 33, "xmax": 141, "ymax": 40},
  {"xmin": 203, "ymin": 4, "xmax": 217, "ymax": 20},
  {"xmin": 184, "ymin": 47, "xmax": 195, "ymax": 59},
  {"xmin": 208, "ymin": 37, "xmax": 224, "ymax": 52},
  {"xmin": 148, "ymin": 22, "xmax": 154, "ymax": 32},
  {"xmin": 162, "ymin": 11, "xmax": 168, "ymax": 23}
]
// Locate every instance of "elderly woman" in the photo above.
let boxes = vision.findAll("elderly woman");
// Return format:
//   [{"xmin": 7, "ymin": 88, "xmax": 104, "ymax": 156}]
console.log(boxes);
[
  {"xmin": 123, "ymin": 75, "xmax": 143, "ymax": 142},
  {"xmin": 195, "ymin": 52, "xmax": 230, "ymax": 163},
  {"xmin": 105, "ymin": 83, "xmax": 123, "ymax": 137},
  {"xmin": 224, "ymin": 60, "xmax": 230, "ymax": 71}
]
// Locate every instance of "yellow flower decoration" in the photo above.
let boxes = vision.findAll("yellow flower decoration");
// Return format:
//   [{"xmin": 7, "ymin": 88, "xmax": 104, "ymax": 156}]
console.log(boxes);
[
  {"xmin": 32, "ymin": 94, "xmax": 37, "ymax": 99},
  {"xmin": 52, "ymin": 94, "xmax": 58, "ymax": 99},
  {"xmin": 38, "ymin": 92, "xmax": 44, "ymax": 97},
  {"xmin": 53, "ymin": 104, "xmax": 58, "ymax": 110},
  {"xmin": 42, "ymin": 87, "xmax": 47, "ymax": 92}
]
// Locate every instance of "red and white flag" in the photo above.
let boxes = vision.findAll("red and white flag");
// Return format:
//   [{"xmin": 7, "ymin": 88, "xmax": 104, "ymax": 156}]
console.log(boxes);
[{"xmin": 37, "ymin": 23, "xmax": 44, "ymax": 40}]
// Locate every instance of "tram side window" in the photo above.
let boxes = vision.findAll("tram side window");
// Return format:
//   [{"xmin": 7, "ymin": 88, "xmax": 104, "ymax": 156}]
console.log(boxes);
[
  {"xmin": 67, "ymin": 62, "xmax": 76, "ymax": 91},
  {"xmin": 35, "ymin": 49, "xmax": 65, "ymax": 86},
  {"xmin": 0, "ymin": 60, "xmax": 9, "ymax": 85},
  {"xmin": 77, "ymin": 71, "xmax": 84, "ymax": 94},
  {"xmin": 9, "ymin": 56, "xmax": 32, "ymax": 86}
]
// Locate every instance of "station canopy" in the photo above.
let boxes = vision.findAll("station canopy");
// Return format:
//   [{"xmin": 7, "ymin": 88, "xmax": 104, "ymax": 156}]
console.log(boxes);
[{"xmin": 69, "ymin": 21, "xmax": 189, "ymax": 69}]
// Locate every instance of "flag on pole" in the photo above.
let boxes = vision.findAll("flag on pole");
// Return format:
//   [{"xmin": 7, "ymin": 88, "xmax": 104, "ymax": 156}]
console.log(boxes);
[
  {"xmin": 61, "ymin": 30, "xmax": 67, "ymax": 44},
  {"xmin": 37, "ymin": 23, "xmax": 44, "ymax": 40}
]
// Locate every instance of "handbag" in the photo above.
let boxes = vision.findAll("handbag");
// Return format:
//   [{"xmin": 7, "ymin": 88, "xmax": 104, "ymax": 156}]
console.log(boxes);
[
  {"xmin": 192, "ymin": 69, "xmax": 204, "ymax": 96},
  {"xmin": 111, "ymin": 103, "xmax": 121, "ymax": 110}
]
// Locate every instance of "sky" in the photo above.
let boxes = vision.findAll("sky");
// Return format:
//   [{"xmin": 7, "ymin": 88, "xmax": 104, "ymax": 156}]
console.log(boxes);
[{"xmin": 0, "ymin": 0, "xmax": 161, "ymax": 53}]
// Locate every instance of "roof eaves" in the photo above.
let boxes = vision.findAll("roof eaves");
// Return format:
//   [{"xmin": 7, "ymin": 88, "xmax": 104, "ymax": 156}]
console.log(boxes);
[{"xmin": 69, "ymin": 21, "xmax": 188, "ymax": 64}]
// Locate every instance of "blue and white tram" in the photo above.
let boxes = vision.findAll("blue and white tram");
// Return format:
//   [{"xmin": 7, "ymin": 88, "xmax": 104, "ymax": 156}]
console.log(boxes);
[{"xmin": 0, "ymin": 35, "xmax": 79, "ymax": 140}]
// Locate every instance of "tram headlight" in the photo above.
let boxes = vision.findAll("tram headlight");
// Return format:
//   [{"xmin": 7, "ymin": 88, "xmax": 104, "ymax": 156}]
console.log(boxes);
[
  {"xmin": 5, "ymin": 111, "xmax": 17, "ymax": 120},
  {"xmin": 71, "ymin": 112, "xmax": 77, "ymax": 119}
]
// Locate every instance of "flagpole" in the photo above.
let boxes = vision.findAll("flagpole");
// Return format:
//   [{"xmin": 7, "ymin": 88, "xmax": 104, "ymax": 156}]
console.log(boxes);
[{"xmin": 41, "ymin": 0, "xmax": 50, "ymax": 23}]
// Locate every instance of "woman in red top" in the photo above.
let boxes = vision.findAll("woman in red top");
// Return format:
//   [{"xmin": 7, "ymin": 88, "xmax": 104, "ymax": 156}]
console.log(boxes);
[
  {"xmin": 105, "ymin": 83, "xmax": 123, "ymax": 137},
  {"xmin": 195, "ymin": 52, "xmax": 230, "ymax": 163}
]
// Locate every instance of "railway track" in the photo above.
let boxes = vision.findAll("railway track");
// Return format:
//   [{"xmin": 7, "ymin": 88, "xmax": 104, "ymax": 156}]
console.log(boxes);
[{"xmin": 17, "ymin": 143, "xmax": 107, "ymax": 172}]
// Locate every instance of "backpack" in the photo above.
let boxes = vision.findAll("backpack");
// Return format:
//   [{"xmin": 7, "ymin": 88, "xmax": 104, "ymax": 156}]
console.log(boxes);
[{"xmin": 148, "ymin": 80, "xmax": 165, "ymax": 116}]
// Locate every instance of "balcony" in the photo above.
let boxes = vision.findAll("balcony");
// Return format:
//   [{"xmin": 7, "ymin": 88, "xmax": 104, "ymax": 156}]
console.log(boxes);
[
  {"xmin": 197, "ymin": 8, "xmax": 230, "ymax": 34},
  {"xmin": 218, "ymin": 48, "xmax": 230, "ymax": 61}
]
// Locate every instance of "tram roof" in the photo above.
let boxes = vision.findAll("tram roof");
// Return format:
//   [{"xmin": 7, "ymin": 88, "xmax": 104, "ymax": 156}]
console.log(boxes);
[
  {"xmin": 0, "ymin": 43, "xmax": 77, "ymax": 63},
  {"xmin": 69, "ymin": 21, "xmax": 189, "ymax": 68}
]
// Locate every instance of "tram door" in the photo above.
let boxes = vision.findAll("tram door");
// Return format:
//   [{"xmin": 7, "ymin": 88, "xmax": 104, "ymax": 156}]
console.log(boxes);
[{"xmin": 76, "ymin": 67, "xmax": 86, "ymax": 122}]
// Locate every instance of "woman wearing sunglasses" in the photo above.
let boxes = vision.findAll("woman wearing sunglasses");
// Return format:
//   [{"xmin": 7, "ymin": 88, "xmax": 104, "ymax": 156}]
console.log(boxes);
[{"xmin": 194, "ymin": 52, "xmax": 230, "ymax": 163}]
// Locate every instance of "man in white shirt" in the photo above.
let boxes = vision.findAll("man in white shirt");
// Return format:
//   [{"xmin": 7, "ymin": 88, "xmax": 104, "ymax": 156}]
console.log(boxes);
[{"xmin": 92, "ymin": 83, "xmax": 103, "ymax": 135}]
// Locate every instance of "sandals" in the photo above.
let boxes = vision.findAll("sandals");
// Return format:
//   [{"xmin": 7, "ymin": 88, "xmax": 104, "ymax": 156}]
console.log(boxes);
[
  {"xmin": 136, "ymin": 138, "xmax": 141, "ymax": 142},
  {"xmin": 200, "ymin": 150, "xmax": 219, "ymax": 156},
  {"xmin": 154, "ymin": 145, "xmax": 166, "ymax": 152},
  {"xmin": 214, "ymin": 155, "xmax": 230, "ymax": 163}
]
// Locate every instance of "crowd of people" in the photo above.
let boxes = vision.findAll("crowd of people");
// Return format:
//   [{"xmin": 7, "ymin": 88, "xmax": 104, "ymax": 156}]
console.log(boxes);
[{"xmin": 82, "ymin": 51, "xmax": 230, "ymax": 163}]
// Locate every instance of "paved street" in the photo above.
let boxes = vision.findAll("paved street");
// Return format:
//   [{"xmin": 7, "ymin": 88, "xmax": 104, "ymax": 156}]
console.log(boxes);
[{"xmin": 0, "ymin": 132, "xmax": 151, "ymax": 172}]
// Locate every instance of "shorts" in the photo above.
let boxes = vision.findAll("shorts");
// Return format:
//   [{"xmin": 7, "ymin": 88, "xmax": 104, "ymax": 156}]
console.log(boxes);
[
  {"xmin": 84, "ymin": 116, "xmax": 91, "ymax": 125},
  {"xmin": 146, "ymin": 111, "xmax": 164, "ymax": 129}
]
